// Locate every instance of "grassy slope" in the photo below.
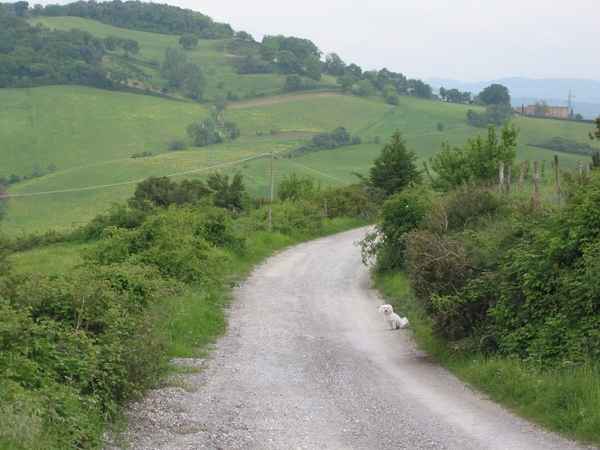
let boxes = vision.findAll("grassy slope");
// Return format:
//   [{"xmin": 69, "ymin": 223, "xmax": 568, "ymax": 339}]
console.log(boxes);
[{"xmin": 1, "ymin": 17, "xmax": 598, "ymax": 235}]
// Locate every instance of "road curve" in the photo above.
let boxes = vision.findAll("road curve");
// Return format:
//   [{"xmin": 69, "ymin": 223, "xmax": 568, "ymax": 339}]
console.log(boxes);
[{"xmin": 115, "ymin": 227, "xmax": 594, "ymax": 450}]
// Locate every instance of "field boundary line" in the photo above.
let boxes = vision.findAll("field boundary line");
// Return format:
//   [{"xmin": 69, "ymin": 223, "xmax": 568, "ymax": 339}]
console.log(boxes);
[
  {"xmin": 274, "ymin": 155, "xmax": 351, "ymax": 185},
  {"xmin": 0, "ymin": 153, "xmax": 271, "ymax": 198}
]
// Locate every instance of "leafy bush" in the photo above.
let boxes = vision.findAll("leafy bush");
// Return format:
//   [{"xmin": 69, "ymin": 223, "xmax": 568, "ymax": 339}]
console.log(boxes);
[
  {"xmin": 358, "ymin": 187, "xmax": 430, "ymax": 273},
  {"xmin": 250, "ymin": 200, "xmax": 324, "ymax": 236},
  {"xmin": 82, "ymin": 207, "xmax": 231, "ymax": 285},
  {"xmin": 322, "ymin": 184, "xmax": 379, "ymax": 221}
]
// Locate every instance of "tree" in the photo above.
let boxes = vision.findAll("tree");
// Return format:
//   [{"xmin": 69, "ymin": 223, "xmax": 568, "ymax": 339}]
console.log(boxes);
[
  {"xmin": 304, "ymin": 54, "xmax": 322, "ymax": 81},
  {"xmin": 324, "ymin": 52, "xmax": 345, "ymax": 76},
  {"xmin": 258, "ymin": 37, "xmax": 278, "ymax": 61},
  {"xmin": 163, "ymin": 46, "xmax": 187, "ymax": 87},
  {"xmin": 533, "ymin": 100, "xmax": 551, "ymax": 116},
  {"xmin": 479, "ymin": 84, "xmax": 510, "ymax": 106},
  {"xmin": 589, "ymin": 115, "xmax": 600, "ymax": 141},
  {"xmin": 276, "ymin": 50, "xmax": 300, "ymax": 74},
  {"xmin": 352, "ymin": 80, "xmax": 374, "ymax": 97},
  {"xmin": 337, "ymin": 75, "xmax": 354, "ymax": 93},
  {"xmin": 178, "ymin": 34, "xmax": 198, "ymax": 50},
  {"xmin": 439, "ymin": 87, "xmax": 447, "ymax": 101},
  {"xmin": 206, "ymin": 172, "xmax": 247, "ymax": 211},
  {"xmin": 284, "ymin": 74, "xmax": 302, "ymax": 91},
  {"xmin": 408, "ymin": 79, "xmax": 432, "ymax": 99},
  {"xmin": 182, "ymin": 62, "xmax": 205, "ymax": 100},
  {"xmin": 121, "ymin": 39, "xmax": 139, "ymax": 55},
  {"xmin": 369, "ymin": 131, "xmax": 422, "ymax": 195},
  {"xmin": 234, "ymin": 30, "xmax": 254, "ymax": 41}
]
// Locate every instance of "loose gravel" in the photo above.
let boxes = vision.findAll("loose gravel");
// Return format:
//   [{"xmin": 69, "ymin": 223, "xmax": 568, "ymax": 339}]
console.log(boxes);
[{"xmin": 107, "ymin": 227, "xmax": 596, "ymax": 450}]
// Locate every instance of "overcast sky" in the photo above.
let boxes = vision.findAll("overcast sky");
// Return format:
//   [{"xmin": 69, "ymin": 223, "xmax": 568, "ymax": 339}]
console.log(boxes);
[{"xmin": 40, "ymin": 0, "xmax": 600, "ymax": 83}]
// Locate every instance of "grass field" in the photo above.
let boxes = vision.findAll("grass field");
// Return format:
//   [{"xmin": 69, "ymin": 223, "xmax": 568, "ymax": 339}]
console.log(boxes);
[{"xmin": 2, "ymin": 17, "xmax": 599, "ymax": 236}]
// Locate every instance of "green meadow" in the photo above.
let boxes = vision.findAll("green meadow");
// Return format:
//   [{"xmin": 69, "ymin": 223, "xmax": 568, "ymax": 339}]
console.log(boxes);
[{"xmin": 1, "ymin": 16, "xmax": 598, "ymax": 236}]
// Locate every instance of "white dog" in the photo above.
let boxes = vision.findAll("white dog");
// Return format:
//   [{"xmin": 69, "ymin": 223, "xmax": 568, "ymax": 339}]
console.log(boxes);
[{"xmin": 378, "ymin": 304, "xmax": 409, "ymax": 330}]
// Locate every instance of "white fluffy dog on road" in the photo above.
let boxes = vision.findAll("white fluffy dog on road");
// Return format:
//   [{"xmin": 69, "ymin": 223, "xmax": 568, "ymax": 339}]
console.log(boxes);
[{"xmin": 378, "ymin": 304, "xmax": 409, "ymax": 330}]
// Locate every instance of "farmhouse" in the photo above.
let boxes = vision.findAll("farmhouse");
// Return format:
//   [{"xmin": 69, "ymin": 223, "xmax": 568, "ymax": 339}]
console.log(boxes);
[{"xmin": 517, "ymin": 104, "xmax": 570, "ymax": 118}]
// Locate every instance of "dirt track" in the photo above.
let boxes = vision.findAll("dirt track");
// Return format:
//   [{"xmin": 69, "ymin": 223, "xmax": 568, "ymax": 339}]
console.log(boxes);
[{"xmin": 113, "ymin": 227, "xmax": 594, "ymax": 449}]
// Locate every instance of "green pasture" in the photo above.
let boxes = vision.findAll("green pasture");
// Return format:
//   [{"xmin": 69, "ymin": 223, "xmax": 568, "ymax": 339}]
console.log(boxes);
[{"xmin": 0, "ymin": 86, "xmax": 211, "ymax": 176}]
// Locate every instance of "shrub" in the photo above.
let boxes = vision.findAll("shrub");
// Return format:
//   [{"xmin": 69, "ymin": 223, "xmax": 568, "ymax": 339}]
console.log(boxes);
[
  {"xmin": 322, "ymin": 185, "xmax": 378, "ymax": 221},
  {"xmin": 250, "ymin": 200, "xmax": 324, "ymax": 236}
]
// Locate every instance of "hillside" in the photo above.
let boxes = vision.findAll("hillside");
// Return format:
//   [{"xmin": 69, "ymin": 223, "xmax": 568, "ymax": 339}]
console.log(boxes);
[{"xmin": 0, "ymin": 14, "xmax": 599, "ymax": 236}]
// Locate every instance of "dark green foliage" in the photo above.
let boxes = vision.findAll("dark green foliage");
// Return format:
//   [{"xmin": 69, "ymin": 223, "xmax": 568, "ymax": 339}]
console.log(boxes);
[
  {"xmin": 187, "ymin": 120, "xmax": 222, "ymax": 147},
  {"xmin": 322, "ymin": 184, "xmax": 379, "ymax": 221},
  {"xmin": 166, "ymin": 139, "xmax": 187, "ymax": 151},
  {"xmin": 407, "ymin": 79, "xmax": 433, "ymax": 98},
  {"xmin": 369, "ymin": 131, "xmax": 422, "ymax": 195},
  {"xmin": 589, "ymin": 115, "xmax": 600, "ymax": 141},
  {"xmin": 78, "ymin": 203, "xmax": 148, "ymax": 241},
  {"xmin": 359, "ymin": 187, "xmax": 430, "ymax": 273},
  {"xmin": 289, "ymin": 127, "xmax": 360, "ymax": 157},
  {"xmin": 467, "ymin": 104, "xmax": 513, "ymax": 127},
  {"xmin": 206, "ymin": 172, "xmax": 248, "ymax": 211},
  {"xmin": 179, "ymin": 34, "xmax": 198, "ymax": 50},
  {"xmin": 531, "ymin": 136, "xmax": 597, "ymax": 156},
  {"xmin": 478, "ymin": 83, "xmax": 511, "ymax": 106},
  {"xmin": 34, "ymin": 1, "xmax": 232, "ymax": 38},
  {"xmin": 283, "ymin": 73, "xmax": 302, "ymax": 91},
  {"xmin": 0, "ymin": 8, "xmax": 111, "ymax": 89},
  {"xmin": 128, "ymin": 176, "xmax": 211, "ymax": 211}
]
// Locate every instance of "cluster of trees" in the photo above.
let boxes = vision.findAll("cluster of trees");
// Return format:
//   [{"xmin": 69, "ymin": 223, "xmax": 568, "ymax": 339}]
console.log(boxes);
[
  {"xmin": 25, "ymin": 0, "xmax": 233, "ymax": 38},
  {"xmin": 104, "ymin": 35, "xmax": 140, "ymax": 54},
  {"xmin": 438, "ymin": 87, "xmax": 471, "ymax": 103},
  {"xmin": 289, "ymin": 127, "xmax": 362, "ymax": 157},
  {"xmin": 326, "ymin": 53, "xmax": 432, "ymax": 103},
  {"xmin": 531, "ymin": 136, "xmax": 598, "ymax": 156},
  {"xmin": 466, "ymin": 84, "xmax": 513, "ymax": 127},
  {"xmin": 162, "ymin": 46, "xmax": 205, "ymax": 100},
  {"xmin": 233, "ymin": 34, "xmax": 322, "ymax": 80},
  {"xmin": 0, "ymin": 7, "xmax": 112, "ymax": 89},
  {"xmin": 425, "ymin": 121, "xmax": 519, "ymax": 188}
]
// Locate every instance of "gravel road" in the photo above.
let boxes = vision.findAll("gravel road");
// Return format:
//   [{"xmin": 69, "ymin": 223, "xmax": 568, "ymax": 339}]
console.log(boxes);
[{"xmin": 112, "ymin": 227, "xmax": 595, "ymax": 450}]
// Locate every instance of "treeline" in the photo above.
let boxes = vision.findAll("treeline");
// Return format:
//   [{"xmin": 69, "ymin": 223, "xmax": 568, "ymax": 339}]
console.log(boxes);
[
  {"xmin": 0, "ymin": 7, "xmax": 112, "ymax": 89},
  {"xmin": 24, "ymin": 0, "xmax": 233, "ymax": 38},
  {"xmin": 530, "ymin": 136, "xmax": 598, "ymax": 156}
]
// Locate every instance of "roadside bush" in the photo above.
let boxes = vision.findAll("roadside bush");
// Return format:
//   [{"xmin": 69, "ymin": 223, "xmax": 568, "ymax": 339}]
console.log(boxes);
[
  {"xmin": 82, "ymin": 206, "xmax": 231, "ymax": 284},
  {"xmin": 0, "ymin": 262, "xmax": 170, "ymax": 448},
  {"xmin": 249, "ymin": 200, "xmax": 324, "ymax": 236},
  {"xmin": 359, "ymin": 187, "xmax": 431, "ymax": 273},
  {"xmin": 322, "ymin": 184, "xmax": 378, "ymax": 221},
  {"xmin": 77, "ymin": 203, "xmax": 148, "ymax": 241}
]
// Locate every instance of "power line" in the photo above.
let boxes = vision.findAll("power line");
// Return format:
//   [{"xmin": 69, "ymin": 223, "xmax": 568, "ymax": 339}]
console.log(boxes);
[
  {"xmin": 0, "ymin": 153, "xmax": 271, "ymax": 198},
  {"xmin": 274, "ymin": 155, "xmax": 351, "ymax": 185}
]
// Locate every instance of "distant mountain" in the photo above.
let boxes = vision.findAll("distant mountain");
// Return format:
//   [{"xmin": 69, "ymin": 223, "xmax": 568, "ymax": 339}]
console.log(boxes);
[{"xmin": 425, "ymin": 77, "xmax": 600, "ymax": 119}]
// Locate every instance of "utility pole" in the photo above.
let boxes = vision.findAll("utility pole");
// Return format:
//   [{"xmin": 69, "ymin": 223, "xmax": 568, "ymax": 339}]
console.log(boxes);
[{"xmin": 268, "ymin": 150, "xmax": 274, "ymax": 233}]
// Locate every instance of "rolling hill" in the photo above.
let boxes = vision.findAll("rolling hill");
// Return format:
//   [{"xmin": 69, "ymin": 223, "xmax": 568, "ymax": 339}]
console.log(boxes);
[{"xmin": 1, "ymin": 15, "xmax": 599, "ymax": 236}]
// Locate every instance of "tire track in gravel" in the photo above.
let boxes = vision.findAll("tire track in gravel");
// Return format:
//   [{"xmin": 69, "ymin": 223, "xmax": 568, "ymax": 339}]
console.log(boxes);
[{"xmin": 113, "ymin": 227, "xmax": 596, "ymax": 450}]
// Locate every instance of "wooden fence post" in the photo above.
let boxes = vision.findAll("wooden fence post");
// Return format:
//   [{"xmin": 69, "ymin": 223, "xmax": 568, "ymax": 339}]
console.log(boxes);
[
  {"xmin": 518, "ymin": 161, "xmax": 526, "ymax": 194},
  {"xmin": 534, "ymin": 161, "xmax": 539, "ymax": 203},
  {"xmin": 554, "ymin": 155, "xmax": 562, "ymax": 207},
  {"xmin": 499, "ymin": 160, "xmax": 505, "ymax": 192}
]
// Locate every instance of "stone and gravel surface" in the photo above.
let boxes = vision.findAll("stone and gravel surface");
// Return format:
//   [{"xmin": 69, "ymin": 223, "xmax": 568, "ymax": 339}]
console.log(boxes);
[{"xmin": 108, "ymin": 227, "xmax": 596, "ymax": 450}]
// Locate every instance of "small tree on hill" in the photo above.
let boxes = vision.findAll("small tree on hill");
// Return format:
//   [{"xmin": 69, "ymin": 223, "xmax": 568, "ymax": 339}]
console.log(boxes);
[{"xmin": 369, "ymin": 131, "xmax": 422, "ymax": 195}]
